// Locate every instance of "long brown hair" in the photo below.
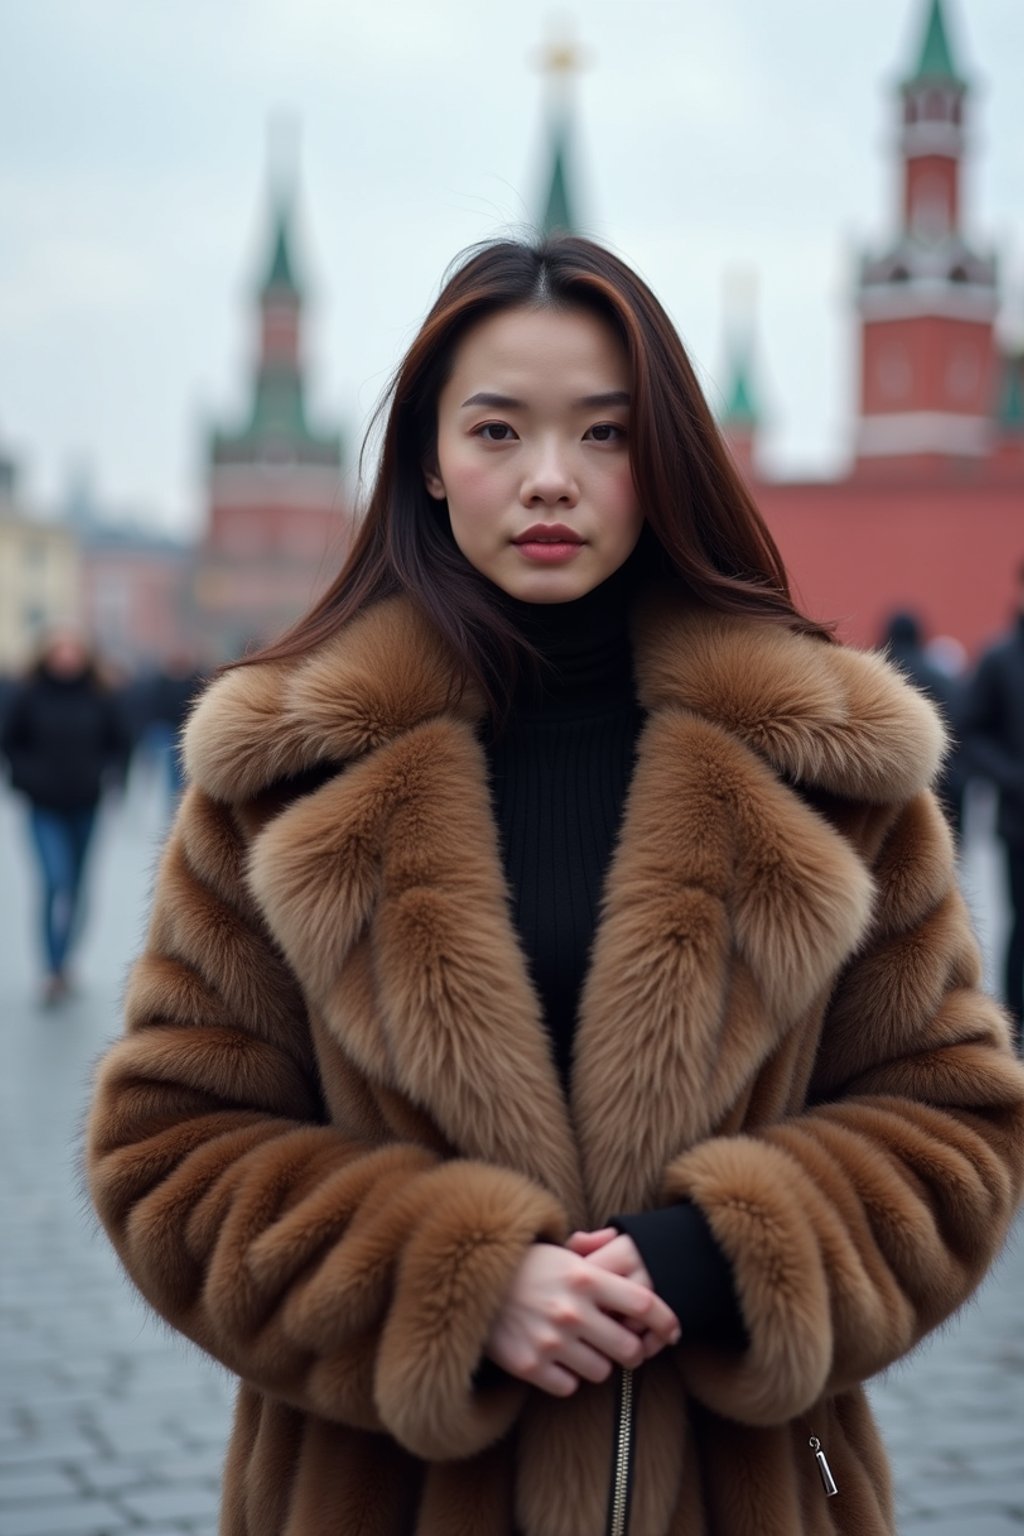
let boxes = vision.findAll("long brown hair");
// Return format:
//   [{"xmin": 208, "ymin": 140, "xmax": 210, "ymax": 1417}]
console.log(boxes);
[{"xmin": 229, "ymin": 235, "xmax": 833, "ymax": 720}]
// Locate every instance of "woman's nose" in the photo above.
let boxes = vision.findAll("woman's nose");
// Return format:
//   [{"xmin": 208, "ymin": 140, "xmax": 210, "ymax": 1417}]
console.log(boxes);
[{"xmin": 519, "ymin": 446, "xmax": 579, "ymax": 506}]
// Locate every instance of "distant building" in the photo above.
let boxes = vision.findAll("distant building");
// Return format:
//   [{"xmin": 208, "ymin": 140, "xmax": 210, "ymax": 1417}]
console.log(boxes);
[
  {"xmin": 195, "ymin": 163, "xmax": 349, "ymax": 661},
  {"xmin": 0, "ymin": 444, "xmax": 79, "ymax": 673},
  {"xmin": 62, "ymin": 469, "xmax": 195, "ymax": 675},
  {"xmin": 79, "ymin": 537, "xmax": 195, "ymax": 676}
]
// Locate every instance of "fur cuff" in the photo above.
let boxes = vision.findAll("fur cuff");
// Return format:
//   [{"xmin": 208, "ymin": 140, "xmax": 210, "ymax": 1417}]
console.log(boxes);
[
  {"xmin": 662, "ymin": 1137, "xmax": 833, "ymax": 1425},
  {"xmin": 374, "ymin": 1161, "xmax": 568, "ymax": 1460}
]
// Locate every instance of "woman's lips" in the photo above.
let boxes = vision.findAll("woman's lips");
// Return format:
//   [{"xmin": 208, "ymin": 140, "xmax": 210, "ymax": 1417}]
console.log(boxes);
[
  {"xmin": 513, "ymin": 540, "xmax": 586, "ymax": 564},
  {"xmin": 512, "ymin": 540, "xmax": 583, "ymax": 565},
  {"xmin": 511, "ymin": 520, "xmax": 587, "ymax": 563}
]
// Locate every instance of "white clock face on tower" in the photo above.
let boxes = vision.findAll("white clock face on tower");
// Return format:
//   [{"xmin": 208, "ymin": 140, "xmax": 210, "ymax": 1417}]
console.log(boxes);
[{"xmin": 878, "ymin": 346, "xmax": 912, "ymax": 402}]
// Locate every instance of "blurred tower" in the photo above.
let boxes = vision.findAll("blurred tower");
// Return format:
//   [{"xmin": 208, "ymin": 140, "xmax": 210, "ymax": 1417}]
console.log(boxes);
[
  {"xmin": 719, "ymin": 274, "xmax": 762, "ymax": 482},
  {"xmin": 196, "ymin": 137, "xmax": 347, "ymax": 660},
  {"xmin": 536, "ymin": 32, "xmax": 584, "ymax": 235},
  {"xmin": 854, "ymin": 0, "xmax": 999, "ymax": 474}
]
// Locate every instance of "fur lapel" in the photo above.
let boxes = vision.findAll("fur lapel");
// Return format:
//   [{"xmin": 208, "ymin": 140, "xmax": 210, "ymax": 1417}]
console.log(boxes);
[
  {"xmin": 247, "ymin": 716, "xmax": 589, "ymax": 1224},
  {"xmin": 185, "ymin": 584, "xmax": 944, "ymax": 1223},
  {"xmin": 569, "ymin": 707, "xmax": 875, "ymax": 1217}
]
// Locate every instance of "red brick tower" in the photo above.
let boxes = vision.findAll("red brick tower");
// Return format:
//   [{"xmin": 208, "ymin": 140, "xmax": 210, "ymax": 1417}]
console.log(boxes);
[
  {"xmin": 196, "ymin": 157, "xmax": 348, "ymax": 660},
  {"xmin": 853, "ymin": 0, "xmax": 998, "ymax": 475}
]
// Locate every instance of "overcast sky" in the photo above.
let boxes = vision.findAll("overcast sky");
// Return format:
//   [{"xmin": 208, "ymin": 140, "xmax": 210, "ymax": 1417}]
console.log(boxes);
[{"xmin": 2, "ymin": 0, "xmax": 1022, "ymax": 536}]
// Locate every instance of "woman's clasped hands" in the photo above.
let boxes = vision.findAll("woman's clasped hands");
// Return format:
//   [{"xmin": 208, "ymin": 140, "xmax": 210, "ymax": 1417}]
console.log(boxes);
[{"xmin": 483, "ymin": 1227, "xmax": 681, "ymax": 1397}]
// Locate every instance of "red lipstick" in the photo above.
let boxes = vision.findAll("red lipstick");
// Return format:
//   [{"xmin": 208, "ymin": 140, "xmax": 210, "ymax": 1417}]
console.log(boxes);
[{"xmin": 512, "ymin": 523, "xmax": 586, "ymax": 565}]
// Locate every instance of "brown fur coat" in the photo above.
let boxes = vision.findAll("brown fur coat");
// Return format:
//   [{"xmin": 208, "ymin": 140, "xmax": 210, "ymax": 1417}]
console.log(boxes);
[{"xmin": 87, "ymin": 584, "xmax": 1024, "ymax": 1536}]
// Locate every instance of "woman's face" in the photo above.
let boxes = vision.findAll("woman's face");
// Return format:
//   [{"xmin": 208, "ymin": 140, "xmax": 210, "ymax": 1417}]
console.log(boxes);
[
  {"xmin": 425, "ymin": 304, "xmax": 643, "ymax": 603},
  {"xmin": 45, "ymin": 631, "xmax": 89, "ymax": 679}
]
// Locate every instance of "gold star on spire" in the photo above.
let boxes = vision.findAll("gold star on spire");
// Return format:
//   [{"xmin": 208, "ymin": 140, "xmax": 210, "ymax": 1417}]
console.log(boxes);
[
  {"xmin": 543, "ymin": 41, "xmax": 578, "ymax": 75},
  {"xmin": 531, "ymin": 16, "xmax": 590, "ymax": 82}
]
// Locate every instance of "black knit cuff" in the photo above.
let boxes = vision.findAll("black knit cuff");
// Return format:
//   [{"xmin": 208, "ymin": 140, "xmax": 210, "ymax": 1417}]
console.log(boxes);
[
  {"xmin": 611, "ymin": 1201, "xmax": 748, "ymax": 1351},
  {"xmin": 471, "ymin": 1355, "xmax": 514, "ymax": 1392}
]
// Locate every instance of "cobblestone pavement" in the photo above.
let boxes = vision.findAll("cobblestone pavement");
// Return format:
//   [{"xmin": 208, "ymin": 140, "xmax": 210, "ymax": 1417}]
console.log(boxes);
[{"xmin": 1, "ymin": 768, "xmax": 1021, "ymax": 1535}]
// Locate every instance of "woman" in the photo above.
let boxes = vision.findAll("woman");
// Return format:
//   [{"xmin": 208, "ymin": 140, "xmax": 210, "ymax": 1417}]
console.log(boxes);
[
  {"xmin": 87, "ymin": 237, "xmax": 1024, "ymax": 1536},
  {"xmin": 2, "ymin": 628, "xmax": 126, "ymax": 1004}
]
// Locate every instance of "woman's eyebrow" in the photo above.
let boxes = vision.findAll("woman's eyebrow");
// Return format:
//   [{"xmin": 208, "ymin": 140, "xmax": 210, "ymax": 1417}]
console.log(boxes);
[
  {"xmin": 574, "ymin": 390, "xmax": 631, "ymax": 409},
  {"xmin": 460, "ymin": 390, "xmax": 631, "ymax": 409},
  {"xmin": 460, "ymin": 392, "xmax": 524, "ymax": 409}
]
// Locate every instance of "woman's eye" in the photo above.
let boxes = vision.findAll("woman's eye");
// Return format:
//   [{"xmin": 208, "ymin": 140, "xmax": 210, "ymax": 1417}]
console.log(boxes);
[
  {"xmin": 585, "ymin": 423, "xmax": 627, "ymax": 443},
  {"xmin": 475, "ymin": 423, "xmax": 517, "ymax": 442}
]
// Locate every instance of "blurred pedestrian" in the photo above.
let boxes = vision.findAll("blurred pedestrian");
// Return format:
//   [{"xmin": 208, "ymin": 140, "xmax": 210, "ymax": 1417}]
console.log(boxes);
[
  {"xmin": 881, "ymin": 610, "xmax": 966, "ymax": 840},
  {"xmin": 962, "ymin": 563, "xmax": 1024, "ymax": 1043},
  {"xmin": 926, "ymin": 633, "xmax": 968, "ymax": 682},
  {"xmin": 0, "ymin": 670, "xmax": 16, "ymax": 732},
  {"xmin": 86, "ymin": 237, "xmax": 1024, "ymax": 1536},
  {"xmin": 0, "ymin": 628, "xmax": 128, "ymax": 1005},
  {"xmin": 145, "ymin": 652, "xmax": 205, "ymax": 804}
]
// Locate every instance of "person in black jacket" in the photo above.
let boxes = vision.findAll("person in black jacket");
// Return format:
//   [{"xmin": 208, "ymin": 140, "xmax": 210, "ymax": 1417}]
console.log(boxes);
[
  {"xmin": 1, "ymin": 629, "xmax": 128, "ymax": 1004},
  {"xmin": 146, "ymin": 653, "xmax": 206, "ymax": 805},
  {"xmin": 962, "ymin": 566, "xmax": 1024, "ymax": 1043},
  {"xmin": 881, "ymin": 610, "xmax": 966, "ymax": 841}
]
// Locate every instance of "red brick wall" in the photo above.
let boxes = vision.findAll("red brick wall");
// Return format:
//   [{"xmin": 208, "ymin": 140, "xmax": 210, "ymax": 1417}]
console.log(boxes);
[{"xmin": 755, "ymin": 478, "xmax": 1023, "ymax": 655}]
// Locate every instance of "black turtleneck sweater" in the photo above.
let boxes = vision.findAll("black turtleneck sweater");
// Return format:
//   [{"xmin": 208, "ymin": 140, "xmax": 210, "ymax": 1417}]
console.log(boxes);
[
  {"xmin": 476, "ymin": 565, "xmax": 746, "ymax": 1348},
  {"xmin": 479, "ymin": 566, "xmax": 643, "ymax": 1087}
]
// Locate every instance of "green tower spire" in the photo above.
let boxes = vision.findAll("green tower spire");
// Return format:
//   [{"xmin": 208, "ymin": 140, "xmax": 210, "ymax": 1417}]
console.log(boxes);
[
  {"xmin": 259, "ymin": 119, "xmax": 303, "ymax": 297},
  {"xmin": 723, "ymin": 344, "xmax": 759, "ymax": 427},
  {"xmin": 262, "ymin": 195, "xmax": 300, "ymax": 295},
  {"xmin": 541, "ymin": 109, "xmax": 575, "ymax": 236},
  {"xmin": 536, "ymin": 36, "xmax": 584, "ymax": 236},
  {"xmin": 904, "ymin": 0, "xmax": 967, "ymax": 87},
  {"xmin": 719, "ymin": 273, "xmax": 761, "ymax": 429},
  {"xmin": 258, "ymin": 159, "xmax": 303, "ymax": 300},
  {"xmin": 211, "ymin": 134, "xmax": 342, "ymax": 468}
]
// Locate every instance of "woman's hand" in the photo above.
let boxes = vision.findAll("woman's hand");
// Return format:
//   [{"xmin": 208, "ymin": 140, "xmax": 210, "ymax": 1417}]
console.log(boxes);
[
  {"xmin": 483, "ymin": 1242, "xmax": 680, "ymax": 1398},
  {"xmin": 567, "ymin": 1226, "xmax": 647, "ymax": 1280},
  {"xmin": 567, "ymin": 1227, "xmax": 674, "ymax": 1357}
]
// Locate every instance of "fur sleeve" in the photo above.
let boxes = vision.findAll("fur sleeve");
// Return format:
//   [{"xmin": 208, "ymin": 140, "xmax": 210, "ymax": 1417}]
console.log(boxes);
[
  {"xmin": 85, "ymin": 786, "xmax": 568, "ymax": 1461},
  {"xmin": 660, "ymin": 789, "xmax": 1024, "ymax": 1426}
]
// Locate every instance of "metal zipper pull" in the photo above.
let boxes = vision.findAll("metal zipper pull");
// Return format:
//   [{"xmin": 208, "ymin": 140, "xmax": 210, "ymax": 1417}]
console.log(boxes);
[{"xmin": 809, "ymin": 1436, "xmax": 838, "ymax": 1497}]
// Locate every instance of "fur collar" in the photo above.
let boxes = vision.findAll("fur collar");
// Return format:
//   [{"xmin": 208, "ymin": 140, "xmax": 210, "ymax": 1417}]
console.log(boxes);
[{"xmin": 185, "ymin": 583, "xmax": 945, "ymax": 807}]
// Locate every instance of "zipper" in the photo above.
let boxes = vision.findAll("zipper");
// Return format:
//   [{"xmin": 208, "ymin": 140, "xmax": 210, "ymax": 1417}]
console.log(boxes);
[
  {"xmin": 605, "ymin": 1366, "xmax": 637, "ymax": 1536},
  {"xmin": 605, "ymin": 1380, "xmax": 838, "ymax": 1528},
  {"xmin": 808, "ymin": 1434, "xmax": 838, "ymax": 1497}
]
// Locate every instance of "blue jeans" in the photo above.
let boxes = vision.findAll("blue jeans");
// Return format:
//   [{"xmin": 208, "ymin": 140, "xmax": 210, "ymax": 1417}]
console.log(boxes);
[
  {"xmin": 28, "ymin": 805, "xmax": 97, "ymax": 976},
  {"xmin": 146, "ymin": 722, "xmax": 186, "ymax": 810}
]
